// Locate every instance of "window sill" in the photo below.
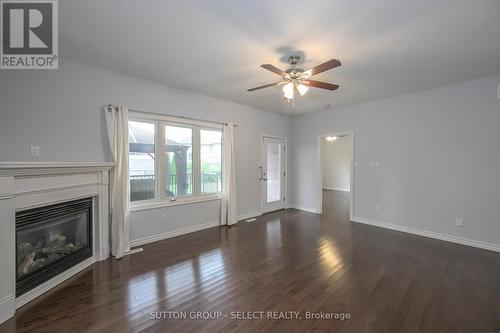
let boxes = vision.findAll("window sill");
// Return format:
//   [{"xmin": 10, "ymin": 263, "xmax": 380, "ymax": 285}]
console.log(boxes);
[{"xmin": 130, "ymin": 195, "xmax": 222, "ymax": 212}]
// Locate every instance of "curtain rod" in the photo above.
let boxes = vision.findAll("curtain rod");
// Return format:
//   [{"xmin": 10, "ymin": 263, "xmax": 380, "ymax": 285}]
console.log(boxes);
[{"xmin": 105, "ymin": 104, "xmax": 238, "ymax": 127}]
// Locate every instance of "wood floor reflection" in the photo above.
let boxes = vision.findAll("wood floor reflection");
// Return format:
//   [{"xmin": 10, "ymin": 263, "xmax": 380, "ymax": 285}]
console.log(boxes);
[{"xmin": 2, "ymin": 190, "xmax": 500, "ymax": 332}]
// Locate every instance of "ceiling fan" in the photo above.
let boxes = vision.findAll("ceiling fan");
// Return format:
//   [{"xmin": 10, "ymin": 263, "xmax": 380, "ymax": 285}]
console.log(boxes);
[{"xmin": 247, "ymin": 55, "xmax": 341, "ymax": 104}]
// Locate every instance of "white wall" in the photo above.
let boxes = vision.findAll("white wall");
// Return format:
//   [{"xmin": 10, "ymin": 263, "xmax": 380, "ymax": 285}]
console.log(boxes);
[
  {"xmin": 291, "ymin": 74, "xmax": 500, "ymax": 247},
  {"xmin": 321, "ymin": 136, "xmax": 351, "ymax": 191},
  {"xmin": 0, "ymin": 59, "xmax": 291, "ymax": 243}
]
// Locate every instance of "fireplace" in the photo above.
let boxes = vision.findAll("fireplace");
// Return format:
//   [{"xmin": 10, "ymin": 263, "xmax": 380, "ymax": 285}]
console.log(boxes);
[
  {"xmin": 0, "ymin": 162, "xmax": 112, "ymax": 323},
  {"xmin": 16, "ymin": 197, "xmax": 93, "ymax": 297}
]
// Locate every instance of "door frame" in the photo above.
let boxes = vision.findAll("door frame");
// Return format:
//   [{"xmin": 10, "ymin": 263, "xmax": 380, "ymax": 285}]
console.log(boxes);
[
  {"xmin": 260, "ymin": 134, "xmax": 287, "ymax": 214},
  {"xmin": 317, "ymin": 131, "xmax": 354, "ymax": 219}
]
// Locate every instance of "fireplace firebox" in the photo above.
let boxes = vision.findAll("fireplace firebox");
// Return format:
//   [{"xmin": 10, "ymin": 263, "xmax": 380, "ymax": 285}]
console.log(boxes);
[{"xmin": 16, "ymin": 198, "xmax": 93, "ymax": 296}]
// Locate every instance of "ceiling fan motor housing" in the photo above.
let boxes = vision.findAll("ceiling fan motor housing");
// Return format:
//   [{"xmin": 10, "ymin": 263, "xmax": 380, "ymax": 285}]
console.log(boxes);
[
  {"xmin": 288, "ymin": 55, "xmax": 300, "ymax": 66},
  {"xmin": 285, "ymin": 67, "xmax": 305, "ymax": 78},
  {"xmin": 285, "ymin": 55, "xmax": 306, "ymax": 79}
]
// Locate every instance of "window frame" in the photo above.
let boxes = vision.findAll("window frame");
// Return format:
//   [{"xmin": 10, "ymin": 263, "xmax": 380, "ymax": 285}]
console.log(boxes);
[
  {"xmin": 129, "ymin": 112, "xmax": 223, "ymax": 211},
  {"xmin": 162, "ymin": 122, "xmax": 195, "ymax": 200},
  {"xmin": 128, "ymin": 118, "xmax": 158, "ymax": 206},
  {"xmin": 199, "ymin": 127, "xmax": 223, "ymax": 195}
]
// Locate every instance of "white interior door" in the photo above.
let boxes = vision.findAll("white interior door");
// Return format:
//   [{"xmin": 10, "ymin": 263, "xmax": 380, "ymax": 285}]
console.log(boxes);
[{"xmin": 261, "ymin": 136, "xmax": 285, "ymax": 213}]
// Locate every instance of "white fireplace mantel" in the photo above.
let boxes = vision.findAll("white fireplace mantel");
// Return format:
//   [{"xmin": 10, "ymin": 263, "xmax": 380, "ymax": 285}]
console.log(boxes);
[
  {"xmin": 0, "ymin": 161, "xmax": 116, "ymax": 175},
  {"xmin": 0, "ymin": 161, "xmax": 115, "ymax": 324}
]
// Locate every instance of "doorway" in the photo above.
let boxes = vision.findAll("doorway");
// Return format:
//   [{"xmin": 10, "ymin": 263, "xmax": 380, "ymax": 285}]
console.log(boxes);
[
  {"xmin": 260, "ymin": 136, "xmax": 286, "ymax": 213},
  {"xmin": 318, "ymin": 133, "xmax": 353, "ymax": 217}
]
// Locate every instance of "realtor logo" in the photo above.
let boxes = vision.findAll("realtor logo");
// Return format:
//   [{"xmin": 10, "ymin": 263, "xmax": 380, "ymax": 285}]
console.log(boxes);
[{"xmin": 1, "ymin": 0, "xmax": 58, "ymax": 69}]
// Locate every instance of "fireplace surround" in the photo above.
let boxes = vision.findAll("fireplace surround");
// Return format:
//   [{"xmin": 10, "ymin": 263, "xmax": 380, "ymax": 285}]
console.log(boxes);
[{"xmin": 0, "ymin": 162, "xmax": 114, "ymax": 324}]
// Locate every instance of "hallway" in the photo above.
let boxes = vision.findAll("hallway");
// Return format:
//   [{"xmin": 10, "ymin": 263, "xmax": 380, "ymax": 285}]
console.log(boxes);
[{"xmin": 321, "ymin": 189, "xmax": 350, "ymax": 221}]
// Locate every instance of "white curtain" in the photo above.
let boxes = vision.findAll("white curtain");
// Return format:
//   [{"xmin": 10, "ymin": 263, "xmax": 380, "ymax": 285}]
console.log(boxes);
[
  {"xmin": 105, "ymin": 105, "xmax": 130, "ymax": 258},
  {"xmin": 221, "ymin": 123, "xmax": 238, "ymax": 225}
]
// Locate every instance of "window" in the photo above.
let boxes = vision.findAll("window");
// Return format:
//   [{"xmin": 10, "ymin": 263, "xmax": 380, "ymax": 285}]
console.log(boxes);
[
  {"xmin": 129, "ymin": 121, "xmax": 155, "ymax": 202},
  {"xmin": 165, "ymin": 125, "xmax": 193, "ymax": 197},
  {"xmin": 200, "ymin": 129, "xmax": 222, "ymax": 194},
  {"xmin": 128, "ymin": 115, "xmax": 223, "ymax": 206}
]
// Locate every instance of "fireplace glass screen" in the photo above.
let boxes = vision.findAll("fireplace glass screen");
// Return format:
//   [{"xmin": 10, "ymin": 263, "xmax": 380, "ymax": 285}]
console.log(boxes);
[{"xmin": 16, "ymin": 198, "xmax": 92, "ymax": 296}]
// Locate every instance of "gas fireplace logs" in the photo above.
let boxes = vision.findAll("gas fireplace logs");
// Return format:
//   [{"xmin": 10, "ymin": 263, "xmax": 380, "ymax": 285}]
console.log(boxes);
[{"xmin": 17, "ymin": 235, "xmax": 83, "ymax": 276}]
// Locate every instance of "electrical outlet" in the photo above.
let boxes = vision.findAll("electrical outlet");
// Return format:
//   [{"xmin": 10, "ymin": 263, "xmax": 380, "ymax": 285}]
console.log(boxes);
[
  {"xmin": 455, "ymin": 218, "xmax": 464, "ymax": 227},
  {"xmin": 161, "ymin": 214, "xmax": 167, "ymax": 222},
  {"xmin": 30, "ymin": 146, "xmax": 40, "ymax": 157},
  {"xmin": 374, "ymin": 206, "xmax": 380, "ymax": 213}
]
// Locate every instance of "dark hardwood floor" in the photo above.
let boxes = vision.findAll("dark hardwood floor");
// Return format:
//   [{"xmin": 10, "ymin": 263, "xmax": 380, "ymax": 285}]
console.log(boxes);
[{"xmin": 2, "ymin": 190, "xmax": 500, "ymax": 332}]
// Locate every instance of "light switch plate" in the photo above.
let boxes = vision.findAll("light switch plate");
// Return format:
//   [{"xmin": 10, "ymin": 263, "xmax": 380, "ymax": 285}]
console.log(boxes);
[
  {"xmin": 30, "ymin": 146, "xmax": 40, "ymax": 157},
  {"xmin": 497, "ymin": 85, "xmax": 500, "ymax": 99}
]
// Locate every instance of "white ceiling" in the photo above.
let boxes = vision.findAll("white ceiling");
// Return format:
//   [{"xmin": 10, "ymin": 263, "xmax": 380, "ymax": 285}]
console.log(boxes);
[{"xmin": 60, "ymin": 0, "xmax": 500, "ymax": 116}]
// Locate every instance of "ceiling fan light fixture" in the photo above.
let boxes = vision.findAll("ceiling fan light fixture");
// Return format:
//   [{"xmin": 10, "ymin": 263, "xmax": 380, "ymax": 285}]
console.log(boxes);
[
  {"xmin": 297, "ymin": 83, "xmax": 309, "ymax": 96},
  {"xmin": 247, "ymin": 56, "xmax": 341, "ymax": 106},
  {"xmin": 282, "ymin": 82, "xmax": 294, "ymax": 99}
]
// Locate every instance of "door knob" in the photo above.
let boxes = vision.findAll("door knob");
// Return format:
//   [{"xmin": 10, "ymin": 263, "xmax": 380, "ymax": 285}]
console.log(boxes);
[{"xmin": 259, "ymin": 166, "xmax": 265, "ymax": 181}]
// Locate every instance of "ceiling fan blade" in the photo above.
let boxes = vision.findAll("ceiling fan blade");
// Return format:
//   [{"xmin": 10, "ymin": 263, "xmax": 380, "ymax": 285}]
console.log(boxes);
[
  {"xmin": 261, "ymin": 64, "xmax": 287, "ymax": 76},
  {"xmin": 302, "ymin": 80, "xmax": 339, "ymax": 91},
  {"xmin": 304, "ymin": 59, "xmax": 341, "ymax": 77},
  {"xmin": 247, "ymin": 81, "xmax": 284, "ymax": 92}
]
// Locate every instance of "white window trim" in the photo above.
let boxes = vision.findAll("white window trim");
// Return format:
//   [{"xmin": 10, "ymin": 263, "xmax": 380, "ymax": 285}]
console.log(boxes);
[
  {"xmin": 129, "ymin": 111, "xmax": 223, "ymax": 130},
  {"xmin": 129, "ymin": 112, "xmax": 223, "ymax": 210},
  {"xmin": 130, "ymin": 195, "xmax": 221, "ymax": 212}
]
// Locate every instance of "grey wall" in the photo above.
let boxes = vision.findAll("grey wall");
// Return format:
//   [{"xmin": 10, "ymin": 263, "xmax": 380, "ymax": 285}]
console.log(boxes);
[
  {"xmin": 0, "ymin": 59, "xmax": 291, "ymax": 242},
  {"xmin": 321, "ymin": 135, "xmax": 351, "ymax": 191},
  {"xmin": 291, "ymin": 74, "xmax": 500, "ymax": 246}
]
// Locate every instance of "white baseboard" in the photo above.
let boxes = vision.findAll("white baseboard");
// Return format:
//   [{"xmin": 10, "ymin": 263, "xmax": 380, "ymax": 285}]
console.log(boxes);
[
  {"xmin": 351, "ymin": 216, "xmax": 500, "ymax": 253},
  {"xmin": 290, "ymin": 205, "xmax": 320, "ymax": 214},
  {"xmin": 130, "ymin": 220, "xmax": 221, "ymax": 247},
  {"xmin": 238, "ymin": 211, "xmax": 262, "ymax": 221},
  {"xmin": 16, "ymin": 256, "xmax": 96, "ymax": 309},
  {"xmin": 323, "ymin": 187, "xmax": 350, "ymax": 192},
  {"xmin": 0, "ymin": 296, "xmax": 15, "ymax": 324}
]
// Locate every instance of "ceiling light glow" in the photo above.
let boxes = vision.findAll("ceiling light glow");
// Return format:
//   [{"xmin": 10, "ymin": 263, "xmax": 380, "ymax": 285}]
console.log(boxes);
[
  {"xmin": 297, "ymin": 84, "xmax": 309, "ymax": 96},
  {"xmin": 282, "ymin": 82, "xmax": 294, "ymax": 99}
]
